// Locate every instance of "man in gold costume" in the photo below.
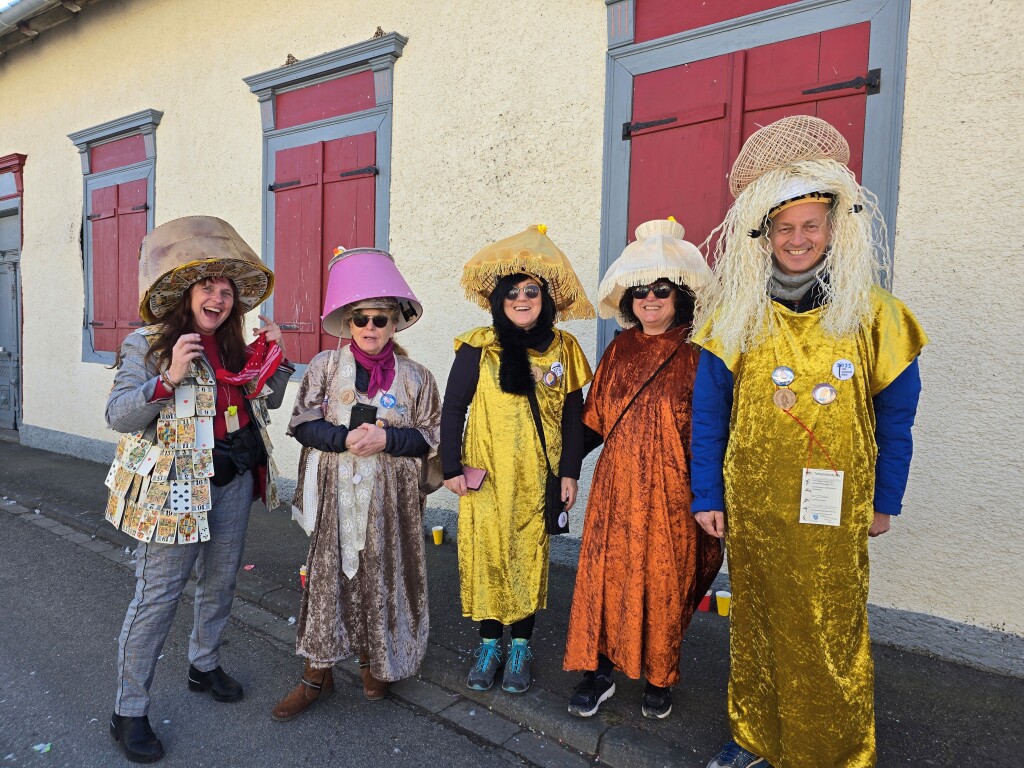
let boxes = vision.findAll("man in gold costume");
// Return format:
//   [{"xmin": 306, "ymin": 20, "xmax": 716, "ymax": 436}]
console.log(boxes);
[{"xmin": 690, "ymin": 116, "xmax": 927, "ymax": 768}]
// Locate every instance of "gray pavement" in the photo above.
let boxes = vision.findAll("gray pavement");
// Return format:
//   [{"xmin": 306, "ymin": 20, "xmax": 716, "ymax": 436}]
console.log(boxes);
[{"xmin": 1, "ymin": 440, "xmax": 1022, "ymax": 766}]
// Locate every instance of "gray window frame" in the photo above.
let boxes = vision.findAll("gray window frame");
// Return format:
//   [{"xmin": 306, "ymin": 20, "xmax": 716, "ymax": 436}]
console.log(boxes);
[
  {"xmin": 599, "ymin": 0, "xmax": 910, "ymax": 351},
  {"xmin": 244, "ymin": 33, "xmax": 407, "ymax": 374},
  {"xmin": 68, "ymin": 109, "xmax": 162, "ymax": 364}
]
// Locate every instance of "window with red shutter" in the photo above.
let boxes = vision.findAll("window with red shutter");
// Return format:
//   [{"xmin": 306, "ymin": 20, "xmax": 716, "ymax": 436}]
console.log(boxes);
[
  {"xmin": 246, "ymin": 34, "xmax": 406, "ymax": 367},
  {"xmin": 69, "ymin": 110, "xmax": 162, "ymax": 362}
]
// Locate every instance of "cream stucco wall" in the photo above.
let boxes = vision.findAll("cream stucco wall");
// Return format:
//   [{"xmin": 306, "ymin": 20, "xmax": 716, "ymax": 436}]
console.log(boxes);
[
  {"xmin": 1, "ymin": 0, "xmax": 1021, "ymax": 647},
  {"xmin": 873, "ymin": 0, "xmax": 1024, "ymax": 635}
]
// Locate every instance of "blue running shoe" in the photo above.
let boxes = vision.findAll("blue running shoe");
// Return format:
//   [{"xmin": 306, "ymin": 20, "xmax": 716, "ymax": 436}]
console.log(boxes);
[
  {"xmin": 501, "ymin": 639, "xmax": 533, "ymax": 693},
  {"xmin": 466, "ymin": 639, "xmax": 503, "ymax": 691},
  {"xmin": 706, "ymin": 740, "xmax": 770, "ymax": 768}
]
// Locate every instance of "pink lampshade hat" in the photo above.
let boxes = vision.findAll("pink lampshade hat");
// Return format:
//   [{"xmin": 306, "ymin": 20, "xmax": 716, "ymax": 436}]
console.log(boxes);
[{"xmin": 321, "ymin": 246, "xmax": 423, "ymax": 338}]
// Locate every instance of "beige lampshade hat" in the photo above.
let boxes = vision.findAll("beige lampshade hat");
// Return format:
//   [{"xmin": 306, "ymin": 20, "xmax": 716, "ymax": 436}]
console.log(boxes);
[
  {"xmin": 597, "ymin": 217, "xmax": 713, "ymax": 320},
  {"xmin": 461, "ymin": 224, "xmax": 595, "ymax": 321},
  {"xmin": 137, "ymin": 216, "xmax": 273, "ymax": 323}
]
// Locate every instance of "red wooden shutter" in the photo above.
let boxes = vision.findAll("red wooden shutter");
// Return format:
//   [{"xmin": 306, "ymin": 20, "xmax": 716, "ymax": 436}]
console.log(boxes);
[
  {"xmin": 272, "ymin": 132, "xmax": 377, "ymax": 363},
  {"xmin": 626, "ymin": 23, "xmax": 870, "ymax": 250},
  {"xmin": 89, "ymin": 180, "xmax": 148, "ymax": 353}
]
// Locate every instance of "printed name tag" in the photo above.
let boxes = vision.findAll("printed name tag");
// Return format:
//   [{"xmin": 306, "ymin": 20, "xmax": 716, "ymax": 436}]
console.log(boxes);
[{"xmin": 799, "ymin": 468, "xmax": 844, "ymax": 526}]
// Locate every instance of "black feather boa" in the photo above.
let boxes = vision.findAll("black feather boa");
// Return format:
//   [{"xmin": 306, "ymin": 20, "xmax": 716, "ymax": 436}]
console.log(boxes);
[{"xmin": 493, "ymin": 319, "xmax": 555, "ymax": 395}]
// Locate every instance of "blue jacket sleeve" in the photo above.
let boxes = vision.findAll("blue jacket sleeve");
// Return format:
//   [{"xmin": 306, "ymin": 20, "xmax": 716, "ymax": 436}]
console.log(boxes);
[
  {"xmin": 872, "ymin": 357, "xmax": 922, "ymax": 515},
  {"xmin": 690, "ymin": 349, "xmax": 733, "ymax": 514}
]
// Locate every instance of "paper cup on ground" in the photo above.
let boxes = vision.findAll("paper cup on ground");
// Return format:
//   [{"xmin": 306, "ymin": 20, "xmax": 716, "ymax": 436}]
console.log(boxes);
[
  {"xmin": 698, "ymin": 590, "xmax": 712, "ymax": 612},
  {"xmin": 716, "ymin": 590, "xmax": 732, "ymax": 616},
  {"xmin": 431, "ymin": 525, "xmax": 444, "ymax": 545}
]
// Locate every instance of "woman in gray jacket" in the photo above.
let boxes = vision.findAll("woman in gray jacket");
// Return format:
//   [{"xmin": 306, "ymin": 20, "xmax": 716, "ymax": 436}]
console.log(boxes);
[{"xmin": 103, "ymin": 216, "xmax": 292, "ymax": 764}]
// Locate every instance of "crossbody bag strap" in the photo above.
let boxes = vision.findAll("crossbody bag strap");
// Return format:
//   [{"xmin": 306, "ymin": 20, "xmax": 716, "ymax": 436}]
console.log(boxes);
[
  {"xmin": 525, "ymin": 387, "xmax": 555, "ymax": 476},
  {"xmin": 602, "ymin": 338, "xmax": 685, "ymax": 445}
]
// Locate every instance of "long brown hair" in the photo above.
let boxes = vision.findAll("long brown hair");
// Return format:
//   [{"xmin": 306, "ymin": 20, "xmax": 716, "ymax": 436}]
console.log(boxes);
[{"xmin": 144, "ymin": 278, "xmax": 248, "ymax": 373}]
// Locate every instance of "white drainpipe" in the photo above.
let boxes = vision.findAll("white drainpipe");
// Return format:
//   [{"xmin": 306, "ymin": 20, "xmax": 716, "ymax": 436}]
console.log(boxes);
[{"xmin": 0, "ymin": 0, "xmax": 62, "ymax": 37}]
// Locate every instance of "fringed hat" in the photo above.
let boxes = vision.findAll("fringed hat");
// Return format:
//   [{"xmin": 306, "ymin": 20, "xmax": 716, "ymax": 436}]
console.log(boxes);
[
  {"xmin": 138, "ymin": 216, "xmax": 273, "ymax": 323},
  {"xmin": 729, "ymin": 115, "xmax": 850, "ymax": 198},
  {"xmin": 321, "ymin": 247, "xmax": 422, "ymax": 338},
  {"xmin": 597, "ymin": 217, "xmax": 713, "ymax": 320},
  {"xmin": 461, "ymin": 224, "xmax": 595, "ymax": 321}
]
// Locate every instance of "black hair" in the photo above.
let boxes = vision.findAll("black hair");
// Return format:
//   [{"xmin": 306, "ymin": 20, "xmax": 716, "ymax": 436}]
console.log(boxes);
[
  {"xmin": 488, "ymin": 273, "xmax": 557, "ymax": 331},
  {"xmin": 487, "ymin": 273, "xmax": 557, "ymax": 394},
  {"xmin": 617, "ymin": 279, "xmax": 695, "ymax": 330}
]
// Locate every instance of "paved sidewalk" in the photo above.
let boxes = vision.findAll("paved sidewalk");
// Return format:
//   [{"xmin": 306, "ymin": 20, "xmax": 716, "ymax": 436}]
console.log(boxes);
[{"xmin": 2, "ymin": 440, "xmax": 1022, "ymax": 767}]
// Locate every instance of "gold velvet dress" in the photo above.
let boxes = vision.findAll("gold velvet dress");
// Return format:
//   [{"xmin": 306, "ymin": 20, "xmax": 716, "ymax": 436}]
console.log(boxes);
[
  {"xmin": 563, "ymin": 326, "xmax": 723, "ymax": 686},
  {"xmin": 455, "ymin": 327, "xmax": 592, "ymax": 624},
  {"xmin": 693, "ymin": 286, "xmax": 927, "ymax": 768}
]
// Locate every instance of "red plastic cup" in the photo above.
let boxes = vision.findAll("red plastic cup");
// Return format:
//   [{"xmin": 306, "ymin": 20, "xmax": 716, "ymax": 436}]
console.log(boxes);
[{"xmin": 698, "ymin": 590, "xmax": 712, "ymax": 612}]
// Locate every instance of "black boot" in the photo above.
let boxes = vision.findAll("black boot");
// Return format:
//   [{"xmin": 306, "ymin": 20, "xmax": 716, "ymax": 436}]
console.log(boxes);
[
  {"xmin": 187, "ymin": 664, "xmax": 243, "ymax": 702},
  {"xmin": 110, "ymin": 713, "xmax": 164, "ymax": 763}
]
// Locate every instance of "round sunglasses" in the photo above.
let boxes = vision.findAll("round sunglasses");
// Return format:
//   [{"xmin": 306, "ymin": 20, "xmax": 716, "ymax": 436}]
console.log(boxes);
[
  {"xmin": 630, "ymin": 283, "xmax": 674, "ymax": 299},
  {"xmin": 505, "ymin": 284, "xmax": 542, "ymax": 301},
  {"xmin": 351, "ymin": 313, "xmax": 391, "ymax": 328}
]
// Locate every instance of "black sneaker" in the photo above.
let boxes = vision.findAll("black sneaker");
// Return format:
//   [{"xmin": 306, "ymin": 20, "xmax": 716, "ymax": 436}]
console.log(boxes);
[
  {"xmin": 567, "ymin": 672, "xmax": 615, "ymax": 717},
  {"xmin": 641, "ymin": 683, "xmax": 672, "ymax": 719}
]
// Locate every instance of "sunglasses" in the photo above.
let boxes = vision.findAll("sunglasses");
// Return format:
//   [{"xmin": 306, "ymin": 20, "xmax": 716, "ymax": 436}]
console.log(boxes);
[
  {"xmin": 351, "ymin": 313, "xmax": 391, "ymax": 328},
  {"xmin": 630, "ymin": 283, "xmax": 674, "ymax": 299},
  {"xmin": 505, "ymin": 285, "xmax": 542, "ymax": 301}
]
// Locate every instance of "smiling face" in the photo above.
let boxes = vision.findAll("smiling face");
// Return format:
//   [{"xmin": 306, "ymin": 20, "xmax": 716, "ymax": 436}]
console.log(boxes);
[
  {"xmin": 503, "ymin": 277, "xmax": 543, "ymax": 331},
  {"xmin": 188, "ymin": 277, "xmax": 235, "ymax": 335},
  {"xmin": 768, "ymin": 201, "xmax": 833, "ymax": 276},
  {"xmin": 349, "ymin": 309, "xmax": 396, "ymax": 356},
  {"xmin": 631, "ymin": 280, "xmax": 677, "ymax": 335}
]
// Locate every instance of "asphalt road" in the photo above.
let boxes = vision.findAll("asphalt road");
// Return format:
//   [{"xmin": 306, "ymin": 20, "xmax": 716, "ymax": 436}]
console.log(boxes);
[{"xmin": 0, "ymin": 512, "xmax": 527, "ymax": 768}]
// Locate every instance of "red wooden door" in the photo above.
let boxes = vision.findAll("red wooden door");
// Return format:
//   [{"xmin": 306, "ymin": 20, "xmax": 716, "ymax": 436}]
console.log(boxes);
[
  {"xmin": 272, "ymin": 132, "xmax": 376, "ymax": 363},
  {"xmin": 90, "ymin": 180, "xmax": 147, "ymax": 352},
  {"xmin": 626, "ymin": 23, "xmax": 870, "ymax": 251}
]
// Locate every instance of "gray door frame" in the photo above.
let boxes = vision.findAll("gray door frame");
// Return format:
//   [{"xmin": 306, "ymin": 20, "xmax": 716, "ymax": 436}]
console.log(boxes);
[
  {"xmin": 598, "ymin": 0, "xmax": 911, "ymax": 351},
  {"xmin": 0, "ymin": 198, "xmax": 22, "ymax": 430}
]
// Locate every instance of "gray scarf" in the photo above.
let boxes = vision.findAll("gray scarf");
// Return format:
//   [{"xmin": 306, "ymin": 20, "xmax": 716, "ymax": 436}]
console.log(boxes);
[{"xmin": 770, "ymin": 262, "xmax": 824, "ymax": 302}]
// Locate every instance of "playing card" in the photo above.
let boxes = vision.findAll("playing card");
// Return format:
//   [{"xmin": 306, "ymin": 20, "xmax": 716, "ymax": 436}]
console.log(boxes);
[
  {"xmin": 169, "ymin": 481, "xmax": 192, "ymax": 513},
  {"xmin": 196, "ymin": 386, "xmax": 216, "ymax": 416},
  {"xmin": 177, "ymin": 513, "xmax": 200, "ymax": 544},
  {"xmin": 142, "ymin": 481, "xmax": 171, "ymax": 511},
  {"xmin": 191, "ymin": 478, "xmax": 212, "ymax": 512},
  {"xmin": 192, "ymin": 449, "xmax": 214, "ymax": 479},
  {"xmin": 175, "ymin": 384, "xmax": 197, "ymax": 419},
  {"xmin": 174, "ymin": 450, "xmax": 194, "ymax": 481},
  {"xmin": 152, "ymin": 450, "xmax": 174, "ymax": 483},
  {"xmin": 121, "ymin": 503, "xmax": 143, "ymax": 534},
  {"xmin": 136, "ymin": 445, "xmax": 162, "ymax": 477},
  {"xmin": 196, "ymin": 510, "xmax": 211, "ymax": 542},
  {"xmin": 134, "ymin": 509, "xmax": 159, "ymax": 543},
  {"xmin": 104, "ymin": 493, "xmax": 125, "ymax": 528},
  {"xmin": 154, "ymin": 513, "xmax": 180, "ymax": 544},
  {"xmin": 156, "ymin": 418, "xmax": 176, "ymax": 449},
  {"xmin": 112, "ymin": 465, "xmax": 135, "ymax": 498},
  {"xmin": 122, "ymin": 439, "xmax": 152, "ymax": 473},
  {"xmin": 104, "ymin": 460, "xmax": 121, "ymax": 490},
  {"xmin": 194, "ymin": 416, "xmax": 215, "ymax": 450},
  {"xmin": 176, "ymin": 418, "xmax": 196, "ymax": 450}
]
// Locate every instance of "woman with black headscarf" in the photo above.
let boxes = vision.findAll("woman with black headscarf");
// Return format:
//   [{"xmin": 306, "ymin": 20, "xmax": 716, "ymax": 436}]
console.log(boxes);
[{"xmin": 441, "ymin": 225, "xmax": 594, "ymax": 696}]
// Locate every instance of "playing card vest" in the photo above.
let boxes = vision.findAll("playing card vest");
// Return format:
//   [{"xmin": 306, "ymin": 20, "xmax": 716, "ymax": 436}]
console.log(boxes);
[{"xmin": 103, "ymin": 328, "xmax": 279, "ymax": 544}]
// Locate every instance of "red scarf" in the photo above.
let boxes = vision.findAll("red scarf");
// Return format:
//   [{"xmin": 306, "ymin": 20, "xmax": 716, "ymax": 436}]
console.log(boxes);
[
  {"xmin": 215, "ymin": 335, "xmax": 283, "ymax": 398},
  {"xmin": 349, "ymin": 339, "xmax": 396, "ymax": 397}
]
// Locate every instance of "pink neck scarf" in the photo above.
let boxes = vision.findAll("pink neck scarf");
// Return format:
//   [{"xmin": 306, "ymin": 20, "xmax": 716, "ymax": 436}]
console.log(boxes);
[
  {"xmin": 214, "ymin": 335, "xmax": 284, "ymax": 399},
  {"xmin": 349, "ymin": 339, "xmax": 396, "ymax": 397}
]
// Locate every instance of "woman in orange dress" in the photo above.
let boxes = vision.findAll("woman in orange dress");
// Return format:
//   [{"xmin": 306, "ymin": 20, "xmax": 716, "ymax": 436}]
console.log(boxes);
[{"xmin": 563, "ymin": 218, "xmax": 723, "ymax": 720}]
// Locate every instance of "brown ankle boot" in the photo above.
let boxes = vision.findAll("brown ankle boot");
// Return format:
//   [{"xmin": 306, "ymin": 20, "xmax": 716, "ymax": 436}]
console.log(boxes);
[
  {"xmin": 359, "ymin": 654, "xmax": 389, "ymax": 701},
  {"xmin": 271, "ymin": 663, "xmax": 334, "ymax": 721}
]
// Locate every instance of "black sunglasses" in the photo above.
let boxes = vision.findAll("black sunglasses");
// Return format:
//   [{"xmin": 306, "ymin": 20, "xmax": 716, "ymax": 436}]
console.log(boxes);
[
  {"xmin": 630, "ymin": 283, "xmax": 674, "ymax": 299},
  {"xmin": 351, "ymin": 313, "xmax": 391, "ymax": 328},
  {"xmin": 505, "ymin": 284, "xmax": 542, "ymax": 301}
]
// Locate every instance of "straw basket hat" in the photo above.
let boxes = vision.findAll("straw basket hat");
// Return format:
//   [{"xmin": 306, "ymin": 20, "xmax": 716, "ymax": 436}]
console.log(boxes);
[
  {"xmin": 138, "ymin": 216, "xmax": 273, "ymax": 323},
  {"xmin": 461, "ymin": 224, "xmax": 595, "ymax": 321},
  {"xmin": 597, "ymin": 217, "xmax": 712, "ymax": 320}
]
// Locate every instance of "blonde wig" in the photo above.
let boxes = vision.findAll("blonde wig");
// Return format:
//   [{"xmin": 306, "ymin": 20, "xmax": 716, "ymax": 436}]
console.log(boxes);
[{"xmin": 696, "ymin": 159, "xmax": 889, "ymax": 356}]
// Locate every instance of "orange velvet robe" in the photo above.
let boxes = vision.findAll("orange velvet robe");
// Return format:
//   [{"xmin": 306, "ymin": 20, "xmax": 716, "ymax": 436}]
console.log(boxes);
[{"xmin": 563, "ymin": 326, "xmax": 723, "ymax": 686}]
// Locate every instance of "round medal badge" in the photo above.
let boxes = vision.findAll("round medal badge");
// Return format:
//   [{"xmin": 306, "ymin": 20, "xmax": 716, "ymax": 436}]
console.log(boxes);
[
  {"xmin": 832, "ymin": 359, "xmax": 855, "ymax": 381},
  {"xmin": 771, "ymin": 366, "xmax": 796, "ymax": 387},
  {"xmin": 339, "ymin": 388, "xmax": 356, "ymax": 405},
  {"xmin": 812, "ymin": 383, "xmax": 837, "ymax": 405},
  {"xmin": 558, "ymin": 510, "xmax": 568, "ymax": 528},
  {"xmin": 531, "ymin": 366, "xmax": 544, "ymax": 383},
  {"xmin": 773, "ymin": 389, "xmax": 797, "ymax": 410},
  {"xmin": 375, "ymin": 418, "xmax": 389, "ymax": 429},
  {"xmin": 542, "ymin": 371, "xmax": 558, "ymax": 387},
  {"xmin": 550, "ymin": 361, "xmax": 564, "ymax": 377},
  {"xmin": 380, "ymin": 393, "xmax": 397, "ymax": 409}
]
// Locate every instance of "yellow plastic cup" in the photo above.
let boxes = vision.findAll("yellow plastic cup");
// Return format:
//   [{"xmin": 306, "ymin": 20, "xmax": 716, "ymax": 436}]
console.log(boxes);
[
  {"xmin": 431, "ymin": 525, "xmax": 444, "ymax": 545},
  {"xmin": 716, "ymin": 590, "xmax": 732, "ymax": 616}
]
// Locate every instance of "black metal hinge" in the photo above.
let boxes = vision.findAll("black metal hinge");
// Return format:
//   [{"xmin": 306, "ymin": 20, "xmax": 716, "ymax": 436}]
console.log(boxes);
[
  {"xmin": 622, "ymin": 116, "xmax": 677, "ymax": 140},
  {"xmin": 803, "ymin": 68, "xmax": 881, "ymax": 96},
  {"xmin": 131, "ymin": 204, "xmax": 149, "ymax": 211},
  {"xmin": 268, "ymin": 179, "xmax": 301, "ymax": 192},
  {"xmin": 339, "ymin": 165, "xmax": 378, "ymax": 178},
  {"xmin": 86, "ymin": 213, "xmax": 103, "ymax": 221}
]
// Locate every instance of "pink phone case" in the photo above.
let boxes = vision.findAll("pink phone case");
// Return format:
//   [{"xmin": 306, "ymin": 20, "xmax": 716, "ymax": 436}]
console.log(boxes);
[{"xmin": 462, "ymin": 465, "xmax": 488, "ymax": 491}]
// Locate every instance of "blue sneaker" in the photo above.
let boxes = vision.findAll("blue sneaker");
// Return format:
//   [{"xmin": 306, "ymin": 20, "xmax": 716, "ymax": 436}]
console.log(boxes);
[
  {"xmin": 706, "ymin": 740, "xmax": 770, "ymax": 768},
  {"xmin": 466, "ymin": 639, "xmax": 503, "ymax": 691},
  {"xmin": 501, "ymin": 639, "xmax": 533, "ymax": 693}
]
